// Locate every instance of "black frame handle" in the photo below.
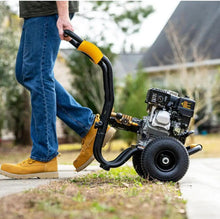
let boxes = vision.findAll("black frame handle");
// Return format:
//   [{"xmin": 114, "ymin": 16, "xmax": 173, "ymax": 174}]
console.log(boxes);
[{"xmin": 64, "ymin": 29, "xmax": 83, "ymax": 48}]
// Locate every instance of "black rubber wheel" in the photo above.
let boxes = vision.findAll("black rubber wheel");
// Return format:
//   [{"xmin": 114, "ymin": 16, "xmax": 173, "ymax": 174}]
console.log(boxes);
[
  {"xmin": 132, "ymin": 150, "xmax": 146, "ymax": 178},
  {"xmin": 141, "ymin": 137, "xmax": 189, "ymax": 182}
]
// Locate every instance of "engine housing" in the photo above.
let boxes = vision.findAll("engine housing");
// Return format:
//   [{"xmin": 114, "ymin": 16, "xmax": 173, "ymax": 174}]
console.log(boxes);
[{"xmin": 137, "ymin": 88, "xmax": 195, "ymax": 146}]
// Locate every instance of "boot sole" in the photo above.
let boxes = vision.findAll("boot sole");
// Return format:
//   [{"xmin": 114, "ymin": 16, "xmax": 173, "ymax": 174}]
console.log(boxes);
[
  {"xmin": 0, "ymin": 169, "xmax": 59, "ymax": 179},
  {"xmin": 75, "ymin": 127, "xmax": 116, "ymax": 172}
]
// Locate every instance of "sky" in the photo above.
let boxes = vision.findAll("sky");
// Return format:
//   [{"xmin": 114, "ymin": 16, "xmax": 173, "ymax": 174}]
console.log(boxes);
[
  {"xmin": 6, "ymin": 0, "xmax": 181, "ymax": 52},
  {"xmin": 133, "ymin": 0, "xmax": 180, "ymax": 49}
]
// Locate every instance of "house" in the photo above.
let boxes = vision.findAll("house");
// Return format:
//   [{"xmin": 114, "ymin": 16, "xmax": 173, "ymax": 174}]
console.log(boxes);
[
  {"xmin": 141, "ymin": 1, "xmax": 220, "ymax": 131},
  {"xmin": 142, "ymin": 1, "xmax": 220, "ymax": 83},
  {"xmin": 113, "ymin": 53, "xmax": 144, "ymax": 86}
]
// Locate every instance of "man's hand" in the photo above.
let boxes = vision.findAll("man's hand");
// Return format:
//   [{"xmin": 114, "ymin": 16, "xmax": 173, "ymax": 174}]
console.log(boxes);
[
  {"xmin": 57, "ymin": 16, "xmax": 73, "ymax": 41},
  {"xmin": 56, "ymin": 1, "xmax": 73, "ymax": 41}
]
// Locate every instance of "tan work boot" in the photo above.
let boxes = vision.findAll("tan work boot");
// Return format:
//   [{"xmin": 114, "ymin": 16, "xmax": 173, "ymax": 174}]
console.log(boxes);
[
  {"xmin": 73, "ymin": 115, "xmax": 116, "ymax": 172},
  {"xmin": 0, "ymin": 157, "xmax": 58, "ymax": 179}
]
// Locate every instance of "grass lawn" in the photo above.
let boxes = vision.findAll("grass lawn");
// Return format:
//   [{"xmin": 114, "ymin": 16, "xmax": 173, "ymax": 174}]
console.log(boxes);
[
  {"xmin": 0, "ymin": 166, "xmax": 186, "ymax": 219},
  {"xmin": 0, "ymin": 134, "xmax": 219, "ymax": 165},
  {"xmin": 187, "ymin": 134, "xmax": 220, "ymax": 158}
]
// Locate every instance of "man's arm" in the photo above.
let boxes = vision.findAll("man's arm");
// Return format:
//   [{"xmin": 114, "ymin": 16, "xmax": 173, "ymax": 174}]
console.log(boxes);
[{"xmin": 56, "ymin": 1, "xmax": 73, "ymax": 41}]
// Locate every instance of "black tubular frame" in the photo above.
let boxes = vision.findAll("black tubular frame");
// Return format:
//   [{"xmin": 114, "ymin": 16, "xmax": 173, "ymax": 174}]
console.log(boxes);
[
  {"xmin": 94, "ymin": 56, "xmax": 139, "ymax": 170},
  {"xmin": 64, "ymin": 30, "xmax": 139, "ymax": 171}
]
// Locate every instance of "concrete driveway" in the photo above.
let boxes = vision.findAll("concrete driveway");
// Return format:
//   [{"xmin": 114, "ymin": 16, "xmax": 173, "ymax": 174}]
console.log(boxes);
[
  {"xmin": 180, "ymin": 158, "xmax": 220, "ymax": 219},
  {"xmin": 0, "ymin": 165, "xmax": 101, "ymax": 198}
]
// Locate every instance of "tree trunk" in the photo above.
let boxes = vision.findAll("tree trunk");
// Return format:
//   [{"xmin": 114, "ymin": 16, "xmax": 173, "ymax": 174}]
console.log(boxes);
[{"xmin": 14, "ymin": 88, "xmax": 32, "ymax": 146}]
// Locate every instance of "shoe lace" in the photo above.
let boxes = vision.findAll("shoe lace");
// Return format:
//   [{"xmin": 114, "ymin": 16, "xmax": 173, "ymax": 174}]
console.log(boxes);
[{"xmin": 18, "ymin": 158, "xmax": 35, "ymax": 165}]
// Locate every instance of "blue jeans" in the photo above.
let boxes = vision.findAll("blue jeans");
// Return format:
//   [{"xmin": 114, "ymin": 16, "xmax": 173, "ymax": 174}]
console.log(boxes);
[{"xmin": 15, "ymin": 15, "xmax": 95, "ymax": 162}]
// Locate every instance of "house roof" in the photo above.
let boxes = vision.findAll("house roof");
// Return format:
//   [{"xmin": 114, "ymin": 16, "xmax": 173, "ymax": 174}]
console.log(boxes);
[
  {"xmin": 113, "ymin": 53, "xmax": 144, "ymax": 80},
  {"xmin": 142, "ymin": 1, "xmax": 220, "ymax": 69}
]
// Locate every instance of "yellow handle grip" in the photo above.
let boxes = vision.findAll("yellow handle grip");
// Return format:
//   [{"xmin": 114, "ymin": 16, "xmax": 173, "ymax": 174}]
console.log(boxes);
[{"xmin": 77, "ymin": 40, "xmax": 104, "ymax": 64}]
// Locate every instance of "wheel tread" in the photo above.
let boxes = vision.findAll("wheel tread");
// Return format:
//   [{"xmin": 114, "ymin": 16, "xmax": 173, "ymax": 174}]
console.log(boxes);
[{"xmin": 141, "ymin": 137, "xmax": 189, "ymax": 182}]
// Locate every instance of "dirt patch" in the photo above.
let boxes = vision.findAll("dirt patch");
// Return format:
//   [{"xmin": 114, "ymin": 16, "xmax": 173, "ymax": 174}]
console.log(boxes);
[{"xmin": 0, "ymin": 167, "xmax": 186, "ymax": 219}]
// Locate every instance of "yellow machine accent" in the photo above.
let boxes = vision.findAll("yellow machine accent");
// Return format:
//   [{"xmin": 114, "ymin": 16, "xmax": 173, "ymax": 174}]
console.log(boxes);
[
  {"xmin": 77, "ymin": 40, "xmax": 104, "ymax": 64},
  {"xmin": 111, "ymin": 112, "xmax": 139, "ymax": 127},
  {"xmin": 189, "ymin": 144, "xmax": 199, "ymax": 148},
  {"xmin": 181, "ymin": 101, "xmax": 192, "ymax": 109}
]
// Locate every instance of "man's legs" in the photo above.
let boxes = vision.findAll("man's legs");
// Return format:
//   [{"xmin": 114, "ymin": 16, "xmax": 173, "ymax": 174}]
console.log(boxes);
[
  {"xmin": 14, "ymin": 15, "xmax": 95, "ymax": 160},
  {"xmin": 19, "ymin": 16, "xmax": 60, "ymax": 162}
]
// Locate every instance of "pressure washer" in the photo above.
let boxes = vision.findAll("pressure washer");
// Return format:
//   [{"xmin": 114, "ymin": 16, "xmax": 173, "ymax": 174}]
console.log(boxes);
[{"xmin": 64, "ymin": 30, "xmax": 202, "ymax": 182}]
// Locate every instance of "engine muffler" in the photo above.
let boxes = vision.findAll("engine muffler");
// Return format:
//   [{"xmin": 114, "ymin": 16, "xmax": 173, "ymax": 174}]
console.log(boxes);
[{"xmin": 186, "ymin": 144, "xmax": 203, "ymax": 155}]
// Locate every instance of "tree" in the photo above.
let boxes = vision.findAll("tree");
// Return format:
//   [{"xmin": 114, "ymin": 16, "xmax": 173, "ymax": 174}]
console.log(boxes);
[
  {"xmin": 67, "ymin": 44, "xmax": 116, "ymax": 114},
  {"xmin": 5, "ymin": 85, "xmax": 31, "ymax": 145},
  {"xmin": 0, "ymin": 3, "xmax": 13, "ymax": 139},
  {"xmin": 0, "ymin": 2, "xmax": 31, "ymax": 145},
  {"xmin": 68, "ymin": 0, "xmax": 154, "ymax": 108},
  {"xmin": 78, "ymin": 1, "xmax": 154, "ymax": 53},
  {"xmin": 116, "ymin": 71, "xmax": 149, "ymax": 144}
]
